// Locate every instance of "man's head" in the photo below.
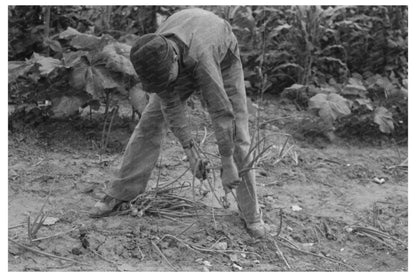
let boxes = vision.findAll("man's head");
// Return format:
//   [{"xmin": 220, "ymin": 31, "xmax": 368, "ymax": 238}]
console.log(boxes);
[{"xmin": 130, "ymin": 34, "xmax": 178, "ymax": 93}]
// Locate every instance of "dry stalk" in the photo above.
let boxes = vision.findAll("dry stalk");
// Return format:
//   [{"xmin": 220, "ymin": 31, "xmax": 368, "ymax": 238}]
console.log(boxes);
[
  {"xmin": 9, "ymin": 238, "xmax": 88, "ymax": 265},
  {"xmin": 209, "ymin": 236, "xmax": 227, "ymax": 250},
  {"xmin": 156, "ymin": 168, "xmax": 189, "ymax": 191},
  {"xmin": 31, "ymin": 227, "xmax": 78, "ymax": 242},
  {"xmin": 355, "ymin": 232, "xmax": 395, "ymax": 249},
  {"xmin": 279, "ymin": 236, "xmax": 300, "ymax": 250},
  {"xmin": 387, "ymin": 157, "xmax": 408, "ymax": 170},
  {"xmin": 272, "ymin": 239, "xmax": 291, "ymax": 269},
  {"xmin": 200, "ymin": 126, "xmax": 208, "ymax": 146},
  {"xmin": 273, "ymin": 135, "xmax": 296, "ymax": 165},
  {"xmin": 9, "ymin": 223, "xmax": 25, "ymax": 230},
  {"xmin": 176, "ymin": 221, "xmax": 197, "ymax": 237},
  {"xmin": 192, "ymin": 142, "xmax": 226, "ymax": 208},
  {"xmin": 159, "ymin": 234, "xmax": 262, "ymax": 259},
  {"xmin": 276, "ymin": 208, "xmax": 284, "ymax": 237},
  {"xmin": 137, "ymin": 245, "xmax": 145, "ymax": 261},
  {"xmin": 350, "ymin": 226, "xmax": 406, "ymax": 247},
  {"xmin": 28, "ymin": 187, "xmax": 52, "ymax": 242},
  {"xmin": 276, "ymin": 238, "xmax": 356, "ymax": 271}
]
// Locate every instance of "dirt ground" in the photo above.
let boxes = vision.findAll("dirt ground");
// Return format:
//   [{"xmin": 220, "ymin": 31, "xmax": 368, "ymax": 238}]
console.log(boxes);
[{"xmin": 8, "ymin": 97, "xmax": 408, "ymax": 271}]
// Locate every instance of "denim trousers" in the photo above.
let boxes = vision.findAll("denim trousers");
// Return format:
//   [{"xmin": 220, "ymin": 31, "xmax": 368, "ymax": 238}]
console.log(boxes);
[{"xmin": 106, "ymin": 54, "xmax": 262, "ymax": 225}]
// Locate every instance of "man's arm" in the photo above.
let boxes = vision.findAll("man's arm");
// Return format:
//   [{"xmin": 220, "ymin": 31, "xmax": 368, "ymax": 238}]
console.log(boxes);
[
  {"xmin": 157, "ymin": 89, "xmax": 192, "ymax": 149},
  {"xmin": 157, "ymin": 89, "xmax": 208, "ymax": 180},
  {"xmin": 194, "ymin": 57, "xmax": 241, "ymax": 191}
]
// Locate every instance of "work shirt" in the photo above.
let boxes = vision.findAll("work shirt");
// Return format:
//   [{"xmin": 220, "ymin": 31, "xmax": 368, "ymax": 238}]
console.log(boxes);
[{"xmin": 155, "ymin": 8, "xmax": 238, "ymax": 157}]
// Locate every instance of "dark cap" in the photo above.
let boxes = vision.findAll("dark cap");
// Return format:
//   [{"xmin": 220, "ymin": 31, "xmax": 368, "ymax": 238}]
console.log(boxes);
[{"xmin": 130, "ymin": 34, "xmax": 174, "ymax": 93}]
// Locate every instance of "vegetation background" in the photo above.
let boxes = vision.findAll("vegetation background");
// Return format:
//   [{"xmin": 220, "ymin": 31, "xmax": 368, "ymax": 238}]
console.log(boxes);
[{"xmin": 8, "ymin": 5, "xmax": 408, "ymax": 143}]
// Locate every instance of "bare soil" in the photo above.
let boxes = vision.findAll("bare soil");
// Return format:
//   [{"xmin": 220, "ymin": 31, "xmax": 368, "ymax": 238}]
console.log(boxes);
[{"xmin": 8, "ymin": 97, "xmax": 408, "ymax": 271}]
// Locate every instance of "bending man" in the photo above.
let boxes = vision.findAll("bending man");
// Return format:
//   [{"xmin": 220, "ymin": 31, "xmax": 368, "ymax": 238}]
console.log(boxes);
[{"xmin": 92, "ymin": 8, "xmax": 270, "ymax": 238}]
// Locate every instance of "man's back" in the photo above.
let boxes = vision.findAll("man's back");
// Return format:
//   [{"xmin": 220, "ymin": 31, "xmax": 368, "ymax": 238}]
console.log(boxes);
[{"xmin": 157, "ymin": 8, "xmax": 234, "ymax": 62}]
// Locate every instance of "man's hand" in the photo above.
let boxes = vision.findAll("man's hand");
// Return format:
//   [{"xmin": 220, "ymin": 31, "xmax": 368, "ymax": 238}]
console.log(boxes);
[
  {"xmin": 221, "ymin": 156, "xmax": 241, "ymax": 193},
  {"xmin": 184, "ymin": 144, "xmax": 208, "ymax": 180}
]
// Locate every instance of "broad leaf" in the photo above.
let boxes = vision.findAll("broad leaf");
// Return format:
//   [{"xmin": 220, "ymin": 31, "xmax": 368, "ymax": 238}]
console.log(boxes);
[
  {"xmin": 51, "ymin": 95, "xmax": 86, "ymax": 118},
  {"xmin": 282, "ymin": 83, "xmax": 306, "ymax": 99},
  {"xmin": 9, "ymin": 53, "xmax": 62, "ymax": 82},
  {"xmin": 70, "ymin": 33, "xmax": 102, "ymax": 50},
  {"xmin": 373, "ymin": 107, "xmax": 394, "ymax": 134},
  {"xmin": 63, "ymin": 50, "xmax": 89, "ymax": 68},
  {"xmin": 341, "ymin": 77, "xmax": 368, "ymax": 97},
  {"xmin": 100, "ymin": 42, "xmax": 136, "ymax": 76},
  {"xmin": 320, "ymin": 86, "xmax": 339, "ymax": 94},
  {"xmin": 44, "ymin": 37, "xmax": 62, "ymax": 53},
  {"xmin": 283, "ymin": 83, "xmax": 305, "ymax": 92},
  {"xmin": 32, "ymin": 53, "xmax": 62, "ymax": 76},
  {"xmin": 59, "ymin": 27, "xmax": 81, "ymax": 39},
  {"xmin": 354, "ymin": 98, "xmax": 373, "ymax": 111},
  {"xmin": 70, "ymin": 55, "xmax": 120, "ymax": 98},
  {"xmin": 268, "ymin": 24, "xmax": 292, "ymax": 39},
  {"xmin": 366, "ymin": 75, "xmax": 394, "ymax": 91},
  {"xmin": 60, "ymin": 27, "xmax": 102, "ymax": 50},
  {"xmin": 309, "ymin": 93, "xmax": 351, "ymax": 124},
  {"xmin": 8, "ymin": 61, "xmax": 33, "ymax": 82},
  {"xmin": 318, "ymin": 57, "xmax": 348, "ymax": 70}
]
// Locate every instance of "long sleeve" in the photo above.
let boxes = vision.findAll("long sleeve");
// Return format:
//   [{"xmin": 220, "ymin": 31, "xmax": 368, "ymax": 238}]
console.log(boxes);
[
  {"xmin": 195, "ymin": 54, "xmax": 235, "ymax": 157},
  {"xmin": 157, "ymin": 89, "xmax": 193, "ymax": 148}
]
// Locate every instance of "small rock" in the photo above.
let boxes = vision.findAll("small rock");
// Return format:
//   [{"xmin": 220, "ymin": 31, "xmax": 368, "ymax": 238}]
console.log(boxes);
[
  {"xmin": 131, "ymin": 208, "xmax": 138, "ymax": 216},
  {"xmin": 300, "ymin": 243, "xmax": 314, "ymax": 252},
  {"xmin": 229, "ymin": 253, "xmax": 238, "ymax": 262},
  {"xmin": 345, "ymin": 227, "xmax": 353, "ymax": 233},
  {"xmin": 202, "ymin": 266, "xmax": 210, "ymax": 272},
  {"xmin": 291, "ymin": 205, "xmax": 302, "ymax": 212},
  {"xmin": 42, "ymin": 217, "xmax": 60, "ymax": 226},
  {"xmin": 232, "ymin": 263, "xmax": 243, "ymax": 271},
  {"xmin": 202, "ymin": 260, "xmax": 212, "ymax": 267},
  {"xmin": 213, "ymin": 241, "xmax": 227, "ymax": 250},
  {"xmin": 373, "ymin": 177, "xmax": 386, "ymax": 184}
]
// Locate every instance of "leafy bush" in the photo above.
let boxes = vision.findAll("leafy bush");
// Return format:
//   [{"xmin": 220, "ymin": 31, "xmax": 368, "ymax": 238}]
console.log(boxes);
[
  {"xmin": 9, "ymin": 27, "xmax": 138, "ymax": 122},
  {"xmin": 281, "ymin": 73, "xmax": 407, "ymax": 140},
  {"xmin": 228, "ymin": 6, "xmax": 407, "ymax": 96}
]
